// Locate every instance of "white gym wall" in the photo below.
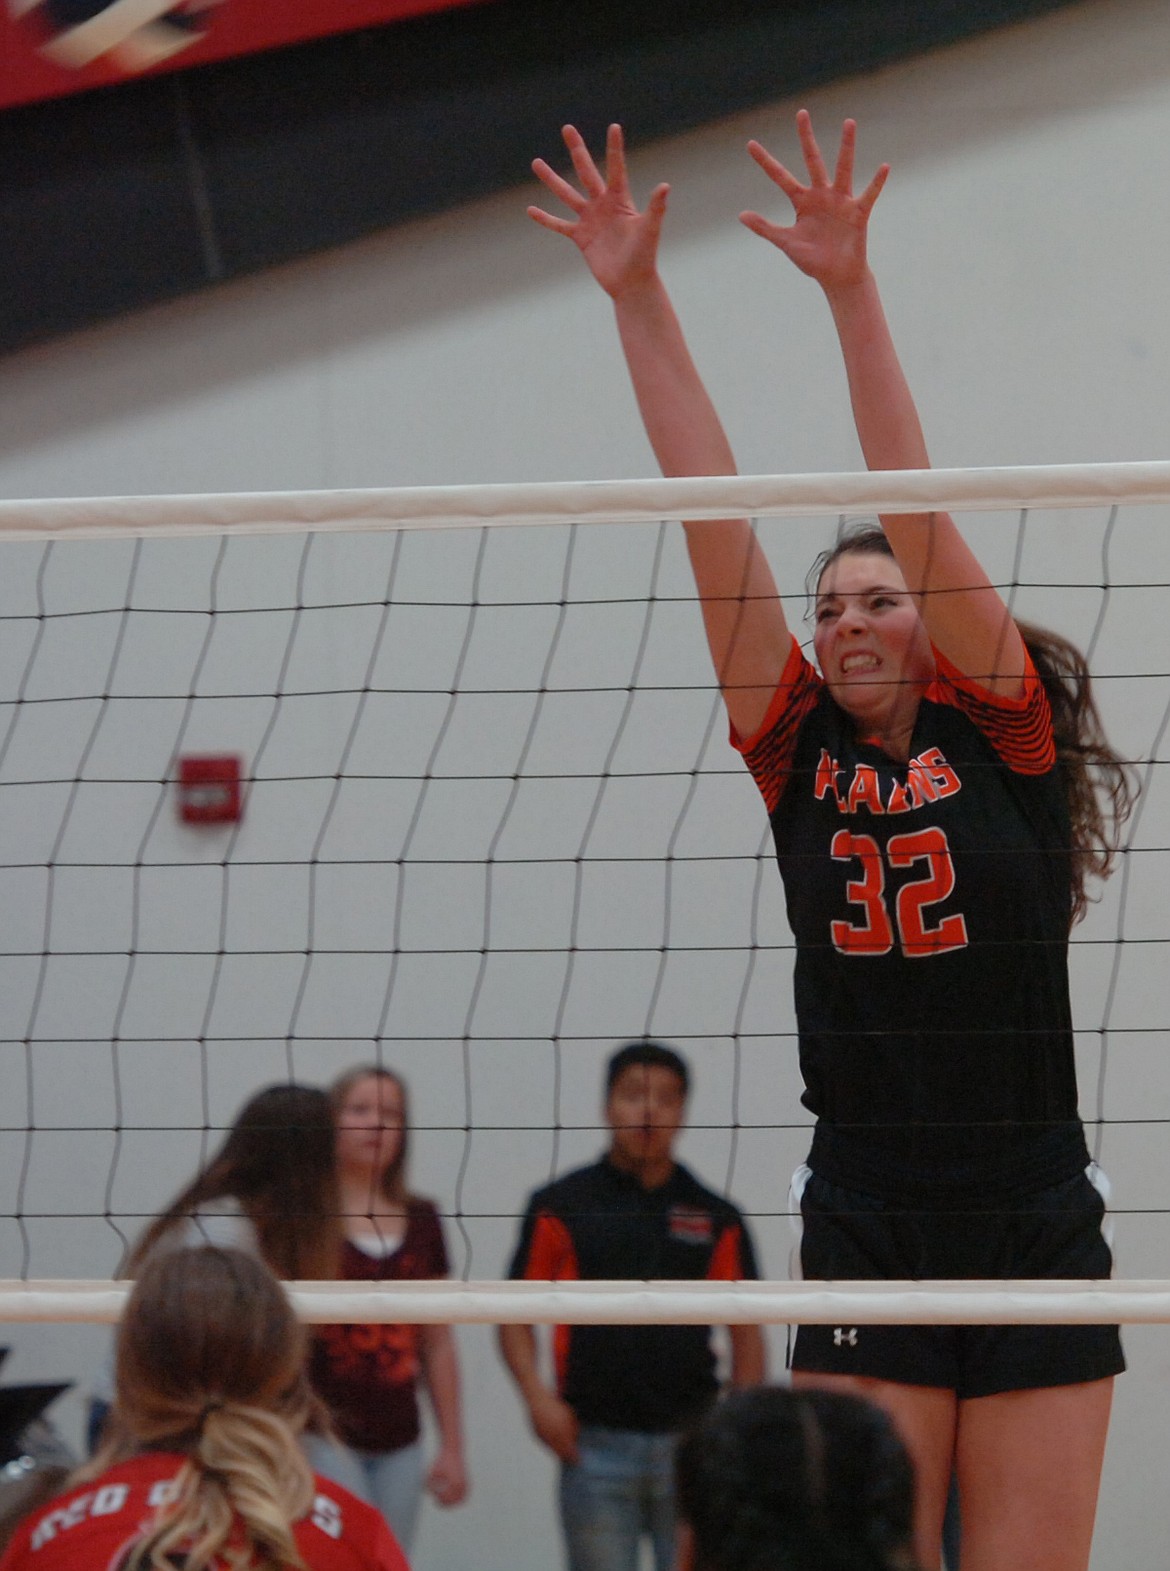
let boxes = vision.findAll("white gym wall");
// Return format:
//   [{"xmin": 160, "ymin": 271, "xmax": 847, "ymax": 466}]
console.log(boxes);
[{"xmin": 0, "ymin": 0, "xmax": 1168, "ymax": 1565}]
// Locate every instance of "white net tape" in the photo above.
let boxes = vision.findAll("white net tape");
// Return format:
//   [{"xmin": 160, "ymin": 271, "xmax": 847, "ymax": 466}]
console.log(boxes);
[{"xmin": 1, "ymin": 462, "xmax": 1169, "ymax": 538}]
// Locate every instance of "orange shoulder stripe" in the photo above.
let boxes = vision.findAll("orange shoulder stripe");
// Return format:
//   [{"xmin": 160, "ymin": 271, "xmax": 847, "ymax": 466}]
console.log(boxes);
[
  {"xmin": 734, "ymin": 638, "xmax": 823, "ymax": 814},
  {"xmin": 929, "ymin": 646, "xmax": 1056, "ymax": 776},
  {"xmin": 522, "ymin": 1212, "xmax": 578, "ymax": 1281},
  {"xmin": 706, "ymin": 1223, "xmax": 745, "ymax": 1282}
]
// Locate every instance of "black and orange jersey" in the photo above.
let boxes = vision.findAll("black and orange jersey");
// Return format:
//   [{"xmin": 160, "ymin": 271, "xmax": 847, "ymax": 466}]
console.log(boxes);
[
  {"xmin": 508, "ymin": 1157, "xmax": 758, "ymax": 1432},
  {"xmin": 735, "ymin": 636, "xmax": 1088, "ymax": 1202}
]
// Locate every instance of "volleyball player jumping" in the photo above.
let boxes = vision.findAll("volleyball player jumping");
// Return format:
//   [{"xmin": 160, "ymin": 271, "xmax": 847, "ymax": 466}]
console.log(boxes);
[{"xmin": 527, "ymin": 110, "xmax": 1133, "ymax": 1571}]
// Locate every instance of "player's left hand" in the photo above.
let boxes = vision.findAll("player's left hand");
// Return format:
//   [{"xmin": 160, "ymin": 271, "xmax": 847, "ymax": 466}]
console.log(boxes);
[
  {"xmin": 426, "ymin": 1444, "xmax": 469, "ymax": 1506},
  {"xmin": 739, "ymin": 110, "xmax": 888, "ymax": 292}
]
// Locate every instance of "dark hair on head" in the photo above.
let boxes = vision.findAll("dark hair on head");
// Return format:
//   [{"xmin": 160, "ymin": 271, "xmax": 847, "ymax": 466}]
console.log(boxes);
[
  {"xmin": 806, "ymin": 520, "xmax": 893, "ymax": 606},
  {"xmin": 676, "ymin": 1386, "xmax": 920, "ymax": 1571},
  {"xmin": 128, "ymin": 1083, "xmax": 340, "ymax": 1280},
  {"xmin": 605, "ymin": 1040, "xmax": 690, "ymax": 1098},
  {"xmin": 806, "ymin": 521, "xmax": 1137, "ymax": 927},
  {"xmin": 82, "ymin": 1247, "xmax": 322, "ymax": 1570},
  {"xmin": 330, "ymin": 1063, "xmax": 412, "ymax": 1207}
]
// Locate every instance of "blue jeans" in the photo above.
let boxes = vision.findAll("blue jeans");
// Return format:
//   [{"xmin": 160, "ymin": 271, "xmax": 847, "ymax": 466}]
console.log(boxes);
[
  {"xmin": 303, "ymin": 1434, "xmax": 424, "ymax": 1552},
  {"xmin": 559, "ymin": 1425, "xmax": 677, "ymax": 1571}
]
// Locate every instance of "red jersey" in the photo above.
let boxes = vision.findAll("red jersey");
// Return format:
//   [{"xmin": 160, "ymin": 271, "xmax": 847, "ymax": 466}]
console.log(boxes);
[{"xmin": 0, "ymin": 1452, "xmax": 409, "ymax": 1571}]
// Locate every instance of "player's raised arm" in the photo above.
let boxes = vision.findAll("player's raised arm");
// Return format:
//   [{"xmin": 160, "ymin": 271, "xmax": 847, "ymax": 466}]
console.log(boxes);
[
  {"xmin": 530, "ymin": 123, "xmax": 789, "ymax": 741},
  {"xmin": 741, "ymin": 110, "xmax": 1025, "ymax": 696}
]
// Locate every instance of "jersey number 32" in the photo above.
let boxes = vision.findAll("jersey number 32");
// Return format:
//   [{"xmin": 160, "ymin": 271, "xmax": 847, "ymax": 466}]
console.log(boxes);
[{"xmin": 830, "ymin": 827, "xmax": 969, "ymax": 958}]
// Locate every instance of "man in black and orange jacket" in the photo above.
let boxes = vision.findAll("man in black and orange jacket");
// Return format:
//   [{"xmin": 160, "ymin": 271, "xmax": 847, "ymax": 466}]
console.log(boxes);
[{"xmin": 498, "ymin": 1040, "xmax": 765, "ymax": 1571}]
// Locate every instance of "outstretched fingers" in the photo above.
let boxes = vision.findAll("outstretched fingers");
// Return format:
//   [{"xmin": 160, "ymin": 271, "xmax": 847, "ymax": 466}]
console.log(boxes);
[
  {"xmin": 528, "ymin": 123, "xmax": 640, "ymax": 240},
  {"xmin": 601, "ymin": 122, "xmax": 629, "ymax": 196},
  {"xmin": 530, "ymin": 156, "xmax": 587, "ymax": 214},
  {"xmin": 737, "ymin": 209, "xmax": 792, "ymax": 253},
  {"xmin": 830, "ymin": 119, "xmax": 888, "ymax": 211},
  {"xmin": 857, "ymin": 161, "xmax": 891, "ymax": 217},
  {"xmin": 832, "ymin": 117, "xmax": 856, "ymax": 192},
  {"xmin": 640, "ymin": 180, "xmax": 671, "ymax": 246},
  {"xmin": 562, "ymin": 123, "xmax": 609, "ymax": 199},
  {"xmin": 746, "ymin": 139, "xmax": 806, "ymax": 205},
  {"xmin": 526, "ymin": 202, "xmax": 576, "ymax": 238},
  {"xmin": 820, "ymin": 113, "xmax": 888, "ymax": 212},
  {"xmin": 527, "ymin": 123, "xmax": 612, "ymax": 237},
  {"xmin": 795, "ymin": 107, "xmax": 831, "ymax": 187},
  {"xmin": 527, "ymin": 152, "xmax": 583, "ymax": 236},
  {"xmin": 746, "ymin": 112, "xmax": 889, "ymax": 232}
]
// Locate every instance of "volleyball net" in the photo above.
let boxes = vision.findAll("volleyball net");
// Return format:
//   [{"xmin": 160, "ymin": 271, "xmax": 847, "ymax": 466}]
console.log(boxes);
[{"xmin": 0, "ymin": 462, "xmax": 1167, "ymax": 1325}]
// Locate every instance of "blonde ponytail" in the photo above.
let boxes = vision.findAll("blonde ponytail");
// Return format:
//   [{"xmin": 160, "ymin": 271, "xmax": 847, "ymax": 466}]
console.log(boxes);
[{"xmin": 122, "ymin": 1404, "xmax": 313, "ymax": 1571}]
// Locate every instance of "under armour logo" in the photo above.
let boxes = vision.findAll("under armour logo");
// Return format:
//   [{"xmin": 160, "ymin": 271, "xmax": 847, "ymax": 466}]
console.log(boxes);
[{"xmin": 833, "ymin": 1327, "xmax": 858, "ymax": 1347}]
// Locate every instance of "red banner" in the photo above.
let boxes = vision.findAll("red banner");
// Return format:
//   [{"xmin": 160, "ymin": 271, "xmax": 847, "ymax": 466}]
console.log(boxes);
[{"xmin": 0, "ymin": 0, "xmax": 492, "ymax": 111}]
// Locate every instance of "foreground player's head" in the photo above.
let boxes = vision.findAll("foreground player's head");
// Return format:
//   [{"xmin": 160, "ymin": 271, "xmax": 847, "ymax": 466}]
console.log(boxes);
[
  {"xmin": 675, "ymin": 1386, "xmax": 919, "ymax": 1571},
  {"xmin": 100, "ymin": 1246, "xmax": 319, "ymax": 1570},
  {"xmin": 604, "ymin": 1040, "xmax": 689, "ymax": 1185},
  {"xmin": 114, "ymin": 1245, "xmax": 316, "ymax": 1445}
]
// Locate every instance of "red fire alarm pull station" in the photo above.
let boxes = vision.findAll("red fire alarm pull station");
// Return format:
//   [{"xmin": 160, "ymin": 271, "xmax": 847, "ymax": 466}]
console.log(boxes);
[{"xmin": 177, "ymin": 755, "xmax": 244, "ymax": 824}]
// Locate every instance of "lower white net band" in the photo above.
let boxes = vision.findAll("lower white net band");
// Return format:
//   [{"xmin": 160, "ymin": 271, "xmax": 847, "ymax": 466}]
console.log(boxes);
[{"xmin": 1, "ymin": 1279, "xmax": 1167, "ymax": 1326}]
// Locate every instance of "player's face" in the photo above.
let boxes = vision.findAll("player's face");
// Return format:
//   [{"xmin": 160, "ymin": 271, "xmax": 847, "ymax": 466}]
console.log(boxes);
[
  {"xmin": 813, "ymin": 551, "xmax": 935, "ymax": 737},
  {"xmin": 335, "ymin": 1074, "xmax": 405, "ymax": 1179},
  {"xmin": 605, "ymin": 1065, "xmax": 686, "ymax": 1184}
]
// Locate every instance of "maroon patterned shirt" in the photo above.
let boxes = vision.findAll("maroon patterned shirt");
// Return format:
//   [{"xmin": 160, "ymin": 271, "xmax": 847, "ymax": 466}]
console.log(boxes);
[{"xmin": 310, "ymin": 1198, "xmax": 449, "ymax": 1452}]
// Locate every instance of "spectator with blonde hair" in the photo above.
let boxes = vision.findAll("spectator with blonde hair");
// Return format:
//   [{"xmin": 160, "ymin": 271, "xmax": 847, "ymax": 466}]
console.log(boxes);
[{"xmin": 306, "ymin": 1065, "xmax": 467, "ymax": 1552}]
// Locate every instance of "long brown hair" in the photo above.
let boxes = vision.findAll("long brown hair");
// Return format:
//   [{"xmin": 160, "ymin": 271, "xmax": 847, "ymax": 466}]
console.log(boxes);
[
  {"xmin": 331, "ymin": 1065, "xmax": 411, "ymax": 1209},
  {"xmin": 1015, "ymin": 617, "xmax": 1137, "ymax": 923},
  {"xmin": 81, "ymin": 1247, "xmax": 323, "ymax": 1570},
  {"xmin": 128, "ymin": 1084, "xmax": 340, "ymax": 1279},
  {"xmin": 810, "ymin": 524, "xmax": 1137, "ymax": 926}
]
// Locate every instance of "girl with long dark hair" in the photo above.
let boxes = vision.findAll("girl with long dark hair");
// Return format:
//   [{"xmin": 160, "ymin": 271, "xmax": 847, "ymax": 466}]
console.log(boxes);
[{"xmin": 126, "ymin": 1083, "xmax": 340, "ymax": 1280}]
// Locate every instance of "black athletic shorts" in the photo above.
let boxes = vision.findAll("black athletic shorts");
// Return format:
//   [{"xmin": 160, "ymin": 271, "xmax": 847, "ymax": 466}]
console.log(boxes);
[{"xmin": 790, "ymin": 1165, "xmax": 1125, "ymax": 1399}]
